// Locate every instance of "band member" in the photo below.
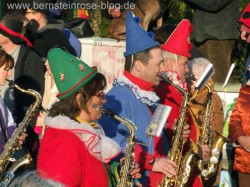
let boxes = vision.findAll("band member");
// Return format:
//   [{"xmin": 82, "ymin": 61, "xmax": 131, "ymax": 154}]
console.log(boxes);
[{"xmin": 37, "ymin": 48, "xmax": 141, "ymax": 187}]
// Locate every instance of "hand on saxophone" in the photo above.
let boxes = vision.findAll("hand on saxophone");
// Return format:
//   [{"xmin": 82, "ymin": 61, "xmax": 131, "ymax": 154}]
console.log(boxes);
[
  {"xmin": 172, "ymin": 119, "xmax": 190, "ymax": 140},
  {"xmin": 131, "ymin": 163, "xmax": 142, "ymax": 187},
  {"xmin": 182, "ymin": 123, "xmax": 190, "ymax": 140},
  {"xmin": 199, "ymin": 144, "xmax": 211, "ymax": 160},
  {"xmin": 152, "ymin": 158, "xmax": 177, "ymax": 177},
  {"xmin": 17, "ymin": 129, "xmax": 28, "ymax": 150}
]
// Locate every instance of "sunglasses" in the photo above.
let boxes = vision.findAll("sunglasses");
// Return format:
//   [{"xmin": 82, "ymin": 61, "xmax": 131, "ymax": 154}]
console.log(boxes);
[{"xmin": 95, "ymin": 91, "xmax": 105, "ymax": 99}]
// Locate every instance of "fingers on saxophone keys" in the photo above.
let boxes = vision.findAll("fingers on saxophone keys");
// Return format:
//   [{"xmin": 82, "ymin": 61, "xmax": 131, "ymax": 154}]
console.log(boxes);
[
  {"xmin": 182, "ymin": 124, "xmax": 190, "ymax": 139},
  {"xmin": 163, "ymin": 159, "xmax": 177, "ymax": 177}
]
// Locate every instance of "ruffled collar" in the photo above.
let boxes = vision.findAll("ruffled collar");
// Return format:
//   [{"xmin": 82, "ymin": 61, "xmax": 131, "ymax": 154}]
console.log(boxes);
[
  {"xmin": 44, "ymin": 115, "xmax": 121, "ymax": 163},
  {"xmin": 113, "ymin": 71, "xmax": 159, "ymax": 107},
  {"xmin": 164, "ymin": 70, "xmax": 187, "ymax": 90}
]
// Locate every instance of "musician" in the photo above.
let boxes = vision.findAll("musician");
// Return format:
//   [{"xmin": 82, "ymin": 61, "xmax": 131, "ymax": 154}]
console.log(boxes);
[
  {"xmin": 187, "ymin": 57, "xmax": 224, "ymax": 187},
  {"xmin": 98, "ymin": 11, "xmax": 189, "ymax": 187},
  {"xmin": 0, "ymin": 49, "xmax": 16, "ymax": 154},
  {"xmin": 155, "ymin": 19, "xmax": 209, "ymax": 187},
  {"xmin": 37, "ymin": 48, "xmax": 141, "ymax": 187}
]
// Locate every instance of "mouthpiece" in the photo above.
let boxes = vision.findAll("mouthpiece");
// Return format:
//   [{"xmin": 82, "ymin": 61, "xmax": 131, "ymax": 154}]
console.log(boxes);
[
  {"xmin": 185, "ymin": 73, "xmax": 196, "ymax": 81},
  {"xmin": 102, "ymin": 108, "xmax": 115, "ymax": 118},
  {"xmin": 159, "ymin": 73, "xmax": 171, "ymax": 84},
  {"xmin": 6, "ymin": 79, "xmax": 21, "ymax": 90}
]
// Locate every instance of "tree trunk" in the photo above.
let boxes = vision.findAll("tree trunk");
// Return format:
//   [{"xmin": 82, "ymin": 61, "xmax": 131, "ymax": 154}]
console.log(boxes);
[{"xmin": 88, "ymin": 0, "xmax": 101, "ymax": 37}]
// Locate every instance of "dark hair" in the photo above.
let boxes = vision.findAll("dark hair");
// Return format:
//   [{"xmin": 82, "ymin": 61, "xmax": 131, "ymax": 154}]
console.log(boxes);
[
  {"xmin": 49, "ymin": 73, "xmax": 107, "ymax": 120},
  {"xmin": 0, "ymin": 49, "xmax": 14, "ymax": 69},
  {"xmin": 124, "ymin": 46, "xmax": 160, "ymax": 72}
]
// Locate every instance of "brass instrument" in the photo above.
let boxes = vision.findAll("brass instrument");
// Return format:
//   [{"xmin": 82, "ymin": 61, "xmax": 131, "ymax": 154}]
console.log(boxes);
[
  {"xmin": 197, "ymin": 83, "xmax": 229, "ymax": 178},
  {"xmin": 0, "ymin": 80, "xmax": 42, "ymax": 186},
  {"xmin": 159, "ymin": 74, "xmax": 190, "ymax": 187},
  {"xmin": 102, "ymin": 108, "xmax": 137, "ymax": 187},
  {"xmin": 176, "ymin": 83, "xmax": 213, "ymax": 187},
  {"xmin": 0, "ymin": 154, "xmax": 32, "ymax": 187}
]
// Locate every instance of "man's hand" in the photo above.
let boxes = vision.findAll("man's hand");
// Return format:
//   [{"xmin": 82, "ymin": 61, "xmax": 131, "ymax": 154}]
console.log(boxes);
[
  {"xmin": 152, "ymin": 158, "xmax": 177, "ymax": 178},
  {"xmin": 238, "ymin": 136, "xmax": 250, "ymax": 152},
  {"xmin": 182, "ymin": 124, "xmax": 190, "ymax": 140},
  {"xmin": 172, "ymin": 119, "xmax": 190, "ymax": 140}
]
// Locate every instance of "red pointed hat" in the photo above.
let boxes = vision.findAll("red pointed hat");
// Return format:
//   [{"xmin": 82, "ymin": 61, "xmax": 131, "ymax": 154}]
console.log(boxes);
[{"xmin": 161, "ymin": 19, "xmax": 193, "ymax": 57}]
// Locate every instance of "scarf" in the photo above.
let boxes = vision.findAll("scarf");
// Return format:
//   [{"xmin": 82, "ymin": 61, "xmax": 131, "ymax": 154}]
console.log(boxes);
[
  {"xmin": 44, "ymin": 115, "xmax": 121, "ymax": 163},
  {"xmin": 113, "ymin": 71, "xmax": 159, "ymax": 107}
]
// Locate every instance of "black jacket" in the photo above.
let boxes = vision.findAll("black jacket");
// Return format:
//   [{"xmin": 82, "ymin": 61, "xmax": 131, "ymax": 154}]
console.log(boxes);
[
  {"xmin": 14, "ymin": 45, "xmax": 45, "ymax": 124},
  {"xmin": 187, "ymin": 0, "xmax": 240, "ymax": 43}
]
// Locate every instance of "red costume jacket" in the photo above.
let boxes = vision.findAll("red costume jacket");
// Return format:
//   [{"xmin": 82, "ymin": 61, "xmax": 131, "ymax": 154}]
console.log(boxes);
[
  {"xmin": 38, "ymin": 128, "xmax": 111, "ymax": 187},
  {"xmin": 156, "ymin": 81, "xmax": 202, "ymax": 187}
]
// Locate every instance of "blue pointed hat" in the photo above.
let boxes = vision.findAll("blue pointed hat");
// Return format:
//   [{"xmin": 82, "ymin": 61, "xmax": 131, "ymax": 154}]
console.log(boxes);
[{"xmin": 124, "ymin": 11, "xmax": 159, "ymax": 57}]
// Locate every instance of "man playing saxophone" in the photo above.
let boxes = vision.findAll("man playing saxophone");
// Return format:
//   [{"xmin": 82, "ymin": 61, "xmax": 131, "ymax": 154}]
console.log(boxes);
[
  {"xmin": 98, "ymin": 11, "xmax": 191, "ymax": 187},
  {"xmin": 155, "ymin": 19, "xmax": 210, "ymax": 187}
]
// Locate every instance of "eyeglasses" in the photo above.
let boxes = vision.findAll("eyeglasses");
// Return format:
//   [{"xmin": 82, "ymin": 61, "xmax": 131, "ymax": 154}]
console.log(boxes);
[{"xmin": 95, "ymin": 91, "xmax": 105, "ymax": 99}]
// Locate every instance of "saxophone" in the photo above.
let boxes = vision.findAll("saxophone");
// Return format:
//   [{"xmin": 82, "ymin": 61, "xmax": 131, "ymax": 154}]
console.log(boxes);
[
  {"xmin": 0, "ymin": 154, "xmax": 32, "ymax": 187},
  {"xmin": 159, "ymin": 74, "xmax": 190, "ymax": 187},
  {"xmin": 197, "ymin": 83, "xmax": 229, "ymax": 178},
  {"xmin": 0, "ymin": 80, "xmax": 42, "ymax": 186},
  {"xmin": 176, "ymin": 83, "xmax": 213, "ymax": 187},
  {"xmin": 102, "ymin": 108, "xmax": 137, "ymax": 187}
]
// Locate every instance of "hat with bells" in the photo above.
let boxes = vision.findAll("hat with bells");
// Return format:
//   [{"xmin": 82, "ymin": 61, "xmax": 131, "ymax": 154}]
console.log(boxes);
[
  {"xmin": 124, "ymin": 11, "xmax": 159, "ymax": 57},
  {"xmin": 161, "ymin": 19, "xmax": 192, "ymax": 58},
  {"xmin": 48, "ymin": 48, "xmax": 97, "ymax": 100}
]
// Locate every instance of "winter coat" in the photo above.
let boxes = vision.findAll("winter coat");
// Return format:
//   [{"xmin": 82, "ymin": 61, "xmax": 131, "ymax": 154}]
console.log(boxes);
[
  {"xmin": 187, "ymin": 0, "xmax": 240, "ymax": 43},
  {"xmin": 229, "ymin": 85, "xmax": 250, "ymax": 174},
  {"xmin": 189, "ymin": 81, "xmax": 224, "ymax": 186}
]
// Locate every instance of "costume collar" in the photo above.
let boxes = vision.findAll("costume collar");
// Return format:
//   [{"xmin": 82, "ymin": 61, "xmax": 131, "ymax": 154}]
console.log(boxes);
[
  {"xmin": 164, "ymin": 70, "xmax": 187, "ymax": 90},
  {"xmin": 44, "ymin": 115, "xmax": 121, "ymax": 163},
  {"xmin": 113, "ymin": 71, "xmax": 159, "ymax": 107},
  {"xmin": 124, "ymin": 71, "xmax": 154, "ymax": 91}
]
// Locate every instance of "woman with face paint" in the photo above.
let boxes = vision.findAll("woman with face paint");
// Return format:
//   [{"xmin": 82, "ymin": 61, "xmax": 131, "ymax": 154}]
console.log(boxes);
[{"xmin": 37, "ymin": 48, "xmax": 141, "ymax": 187}]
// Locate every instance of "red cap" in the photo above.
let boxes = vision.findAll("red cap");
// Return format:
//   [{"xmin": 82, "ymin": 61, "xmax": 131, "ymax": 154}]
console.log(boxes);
[
  {"xmin": 239, "ymin": 3, "xmax": 250, "ymax": 28},
  {"xmin": 161, "ymin": 19, "xmax": 193, "ymax": 57}
]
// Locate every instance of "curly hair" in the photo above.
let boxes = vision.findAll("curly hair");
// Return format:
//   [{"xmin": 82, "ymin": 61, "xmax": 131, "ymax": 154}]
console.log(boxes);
[{"xmin": 48, "ymin": 73, "xmax": 107, "ymax": 120}]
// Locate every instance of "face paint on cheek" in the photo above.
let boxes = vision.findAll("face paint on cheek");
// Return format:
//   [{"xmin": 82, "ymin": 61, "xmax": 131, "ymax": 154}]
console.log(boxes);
[{"xmin": 92, "ymin": 103, "xmax": 100, "ymax": 112}]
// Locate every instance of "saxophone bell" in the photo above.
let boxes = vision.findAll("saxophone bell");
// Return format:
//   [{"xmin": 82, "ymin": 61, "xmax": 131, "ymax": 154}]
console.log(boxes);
[{"xmin": 0, "ymin": 81, "xmax": 42, "ymax": 186}]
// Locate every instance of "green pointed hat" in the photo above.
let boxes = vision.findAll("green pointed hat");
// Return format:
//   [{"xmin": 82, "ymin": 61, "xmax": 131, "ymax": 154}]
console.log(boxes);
[{"xmin": 48, "ymin": 48, "xmax": 97, "ymax": 100}]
